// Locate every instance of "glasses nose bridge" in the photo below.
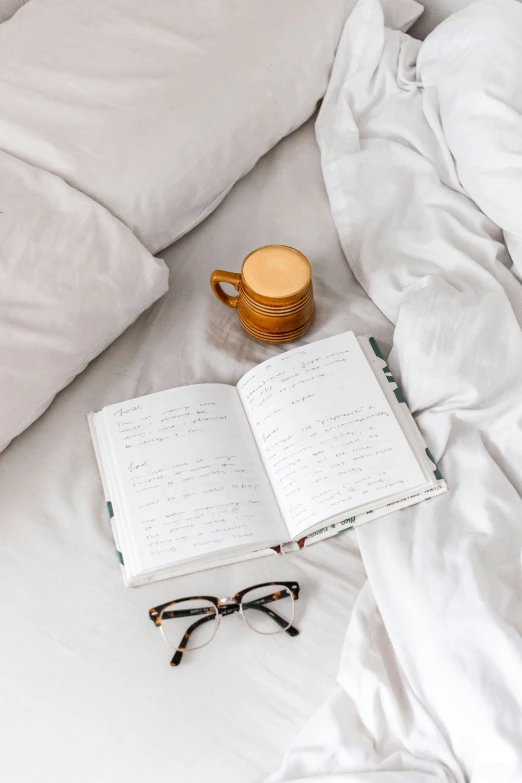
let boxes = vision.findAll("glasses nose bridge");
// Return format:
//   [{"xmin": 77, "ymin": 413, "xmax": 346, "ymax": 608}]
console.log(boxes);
[{"xmin": 218, "ymin": 595, "xmax": 238, "ymax": 606}]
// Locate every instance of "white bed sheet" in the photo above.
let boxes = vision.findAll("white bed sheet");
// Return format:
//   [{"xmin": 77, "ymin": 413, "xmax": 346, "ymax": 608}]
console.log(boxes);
[{"xmin": 0, "ymin": 117, "xmax": 392, "ymax": 783}]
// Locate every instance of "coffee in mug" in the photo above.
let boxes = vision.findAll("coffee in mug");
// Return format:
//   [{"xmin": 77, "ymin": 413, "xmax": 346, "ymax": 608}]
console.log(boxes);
[{"xmin": 210, "ymin": 245, "xmax": 315, "ymax": 344}]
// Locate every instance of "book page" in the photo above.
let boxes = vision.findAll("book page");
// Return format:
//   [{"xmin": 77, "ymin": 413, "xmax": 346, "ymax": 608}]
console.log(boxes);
[
  {"xmin": 98, "ymin": 384, "xmax": 284, "ymax": 572},
  {"xmin": 237, "ymin": 333, "xmax": 426, "ymax": 538}
]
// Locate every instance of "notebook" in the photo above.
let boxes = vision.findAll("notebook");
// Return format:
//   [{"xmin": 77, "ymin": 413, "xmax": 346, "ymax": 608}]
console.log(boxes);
[{"xmin": 89, "ymin": 331, "xmax": 446, "ymax": 586}]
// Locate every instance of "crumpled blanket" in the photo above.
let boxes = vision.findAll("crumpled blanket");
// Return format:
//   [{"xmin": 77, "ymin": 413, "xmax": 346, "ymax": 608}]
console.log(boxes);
[{"xmin": 268, "ymin": 1, "xmax": 522, "ymax": 780}]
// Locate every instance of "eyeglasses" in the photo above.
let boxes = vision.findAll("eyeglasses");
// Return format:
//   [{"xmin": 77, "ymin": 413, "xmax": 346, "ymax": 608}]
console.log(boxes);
[{"xmin": 149, "ymin": 581, "xmax": 300, "ymax": 667}]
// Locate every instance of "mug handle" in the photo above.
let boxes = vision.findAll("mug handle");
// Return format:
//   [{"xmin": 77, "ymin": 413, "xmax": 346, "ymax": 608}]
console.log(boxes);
[{"xmin": 210, "ymin": 270, "xmax": 241, "ymax": 309}]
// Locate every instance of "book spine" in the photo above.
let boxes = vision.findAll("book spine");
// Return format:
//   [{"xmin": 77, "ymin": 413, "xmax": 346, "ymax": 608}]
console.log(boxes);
[
  {"xmin": 365, "ymin": 336, "xmax": 445, "ymax": 486},
  {"xmin": 87, "ymin": 413, "xmax": 129, "ymax": 581},
  {"xmin": 106, "ymin": 501, "xmax": 125, "ymax": 566}
]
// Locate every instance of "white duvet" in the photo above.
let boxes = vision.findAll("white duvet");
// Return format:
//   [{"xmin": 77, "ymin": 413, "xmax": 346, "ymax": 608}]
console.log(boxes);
[{"xmin": 269, "ymin": 1, "xmax": 522, "ymax": 781}]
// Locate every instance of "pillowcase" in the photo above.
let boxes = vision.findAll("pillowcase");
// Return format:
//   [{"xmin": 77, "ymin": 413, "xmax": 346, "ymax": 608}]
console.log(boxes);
[
  {"xmin": 417, "ymin": 0, "xmax": 522, "ymax": 279},
  {"xmin": 0, "ymin": 0, "xmax": 420, "ymax": 255},
  {"xmin": 0, "ymin": 150, "xmax": 168, "ymax": 452}
]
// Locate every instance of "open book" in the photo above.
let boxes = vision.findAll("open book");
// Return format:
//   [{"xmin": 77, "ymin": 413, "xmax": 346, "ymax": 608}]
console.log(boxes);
[{"xmin": 89, "ymin": 332, "xmax": 446, "ymax": 586}]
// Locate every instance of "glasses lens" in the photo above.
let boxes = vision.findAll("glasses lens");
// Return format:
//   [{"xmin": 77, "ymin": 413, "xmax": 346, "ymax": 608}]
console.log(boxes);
[
  {"xmin": 240, "ymin": 584, "xmax": 295, "ymax": 635},
  {"xmin": 159, "ymin": 598, "xmax": 218, "ymax": 651}
]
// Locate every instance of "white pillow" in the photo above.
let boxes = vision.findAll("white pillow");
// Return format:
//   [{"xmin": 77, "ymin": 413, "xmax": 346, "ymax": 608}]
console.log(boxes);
[
  {"xmin": 0, "ymin": 0, "xmax": 420, "ymax": 255},
  {"xmin": 0, "ymin": 150, "xmax": 168, "ymax": 452},
  {"xmin": 418, "ymin": 0, "xmax": 522, "ymax": 278}
]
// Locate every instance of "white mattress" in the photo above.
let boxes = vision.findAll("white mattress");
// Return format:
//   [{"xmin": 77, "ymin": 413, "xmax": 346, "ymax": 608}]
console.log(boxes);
[{"xmin": 0, "ymin": 117, "xmax": 393, "ymax": 782}]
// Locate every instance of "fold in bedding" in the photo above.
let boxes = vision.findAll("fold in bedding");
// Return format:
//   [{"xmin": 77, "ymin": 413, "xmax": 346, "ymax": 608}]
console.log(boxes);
[
  {"xmin": 270, "ymin": 0, "xmax": 522, "ymax": 780},
  {"xmin": 418, "ymin": 0, "xmax": 522, "ymax": 284}
]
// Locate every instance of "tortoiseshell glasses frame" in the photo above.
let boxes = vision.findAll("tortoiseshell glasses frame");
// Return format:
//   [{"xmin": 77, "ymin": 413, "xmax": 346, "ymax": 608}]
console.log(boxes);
[{"xmin": 149, "ymin": 581, "xmax": 300, "ymax": 667}]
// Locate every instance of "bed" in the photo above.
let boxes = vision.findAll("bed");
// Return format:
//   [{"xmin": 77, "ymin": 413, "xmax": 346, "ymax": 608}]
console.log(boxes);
[
  {"xmin": 0, "ymin": 114, "xmax": 390, "ymax": 782},
  {"xmin": 2, "ymin": 1, "xmax": 522, "ymax": 782}
]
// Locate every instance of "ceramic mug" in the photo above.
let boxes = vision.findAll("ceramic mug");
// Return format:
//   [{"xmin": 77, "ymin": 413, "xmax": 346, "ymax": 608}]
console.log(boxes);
[{"xmin": 210, "ymin": 245, "xmax": 315, "ymax": 344}]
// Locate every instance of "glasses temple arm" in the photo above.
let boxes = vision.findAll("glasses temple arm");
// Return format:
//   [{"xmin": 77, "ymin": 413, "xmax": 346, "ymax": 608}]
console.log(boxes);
[
  {"xmin": 243, "ymin": 602, "xmax": 299, "ymax": 637},
  {"xmin": 170, "ymin": 614, "xmax": 216, "ymax": 667}
]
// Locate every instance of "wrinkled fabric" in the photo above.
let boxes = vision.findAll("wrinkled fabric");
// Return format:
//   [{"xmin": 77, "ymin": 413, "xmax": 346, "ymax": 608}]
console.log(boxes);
[
  {"xmin": 418, "ymin": 0, "xmax": 522, "ymax": 281},
  {"xmin": 269, "ymin": 1, "xmax": 522, "ymax": 780}
]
